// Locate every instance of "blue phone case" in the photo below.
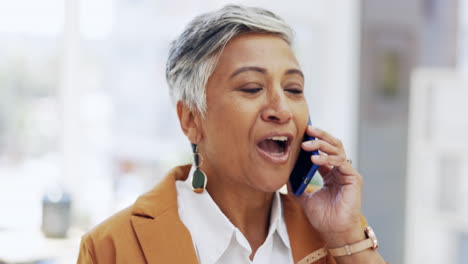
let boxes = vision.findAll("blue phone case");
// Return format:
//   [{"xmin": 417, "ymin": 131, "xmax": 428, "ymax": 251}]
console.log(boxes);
[{"xmin": 289, "ymin": 119, "xmax": 320, "ymax": 196}]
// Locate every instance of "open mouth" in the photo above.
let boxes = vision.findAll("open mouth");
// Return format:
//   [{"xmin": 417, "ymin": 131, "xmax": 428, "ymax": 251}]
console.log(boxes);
[{"xmin": 256, "ymin": 135, "xmax": 291, "ymax": 163}]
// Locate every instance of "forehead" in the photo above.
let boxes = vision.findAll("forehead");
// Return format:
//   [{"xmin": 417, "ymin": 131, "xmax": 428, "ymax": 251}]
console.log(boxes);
[{"xmin": 213, "ymin": 33, "xmax": 300, "ymax": 74}]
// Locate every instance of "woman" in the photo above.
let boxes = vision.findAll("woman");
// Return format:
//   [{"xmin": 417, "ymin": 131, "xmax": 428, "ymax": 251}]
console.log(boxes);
[{"xmin": 77, "ymin": 5, "xmax": 387, "ymax": 264}]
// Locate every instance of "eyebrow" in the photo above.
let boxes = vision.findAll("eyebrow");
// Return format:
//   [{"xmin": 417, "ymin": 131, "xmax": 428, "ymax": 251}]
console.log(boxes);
[
  {"xmin": 229, "ymin": 66, "xmax": 266, "ymax": 79},
  {"xmin": 285, "ymin": 69, "xmax": 304, "ymax": 79},
  {"xmin": 229, "ymin": 66, "xmax": 304, "ymax": 80}
]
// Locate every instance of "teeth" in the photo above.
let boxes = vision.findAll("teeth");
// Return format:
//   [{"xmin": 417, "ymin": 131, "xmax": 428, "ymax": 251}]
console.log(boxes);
[{"xmin": 269, "ymin": 136, "xmax": 288, "ymax": 141}]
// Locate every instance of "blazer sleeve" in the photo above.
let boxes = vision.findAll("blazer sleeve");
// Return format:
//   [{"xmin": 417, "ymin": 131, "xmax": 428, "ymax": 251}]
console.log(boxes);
[{"xmin": 77, "ymin": 236, "xmax": 96, "ymax": 264}]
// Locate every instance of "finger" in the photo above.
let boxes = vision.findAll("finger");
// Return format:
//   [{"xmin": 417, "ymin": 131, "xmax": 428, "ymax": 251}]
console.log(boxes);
[
  {"xmin": 307, "ymin": 126, "xmax": 344, "ymax": 149},
  {"xmin": 312, "ymin": 155, "xmax": 357, "ymax": 175},
  {"xmin": 313, "ymin": 155, "xmax": 339, "ymax": 182},
  {"xmin": 335, "ymin": 163, "xmax": 360, "ymax": 178},
  {"xmin": 318, "ymin": 164, "xmax": 333, "ymax": 179},
  {"xmin": 311, "ymin": 154, "xmax": 346, "ymax": 167},
  {"xmin": 318, "ymin": 165, "xmax": 332, "ymax": 175},
  {"xmin": 320, "ymin": 165, "xmax": 361, "ymax": 188},
  {"xmin": 302, "ymin": 139, "xmax": 340, "ymax": 156}
]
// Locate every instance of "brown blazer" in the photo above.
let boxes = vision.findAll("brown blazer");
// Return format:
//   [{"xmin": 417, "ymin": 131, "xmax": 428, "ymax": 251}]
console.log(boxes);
[{"xmin": 77, "ymin": 164, "xmax": 365, "ymax": 263}]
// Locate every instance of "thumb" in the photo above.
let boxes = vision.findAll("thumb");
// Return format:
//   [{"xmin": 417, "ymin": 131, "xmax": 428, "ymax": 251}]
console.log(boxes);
[
  {"xmin": 286, "ymin": 182, "xmax": 310, "ymax": 206},
  {"xmin": 318, "ymin": 165, "xmax": 333, "ymax": 181}
]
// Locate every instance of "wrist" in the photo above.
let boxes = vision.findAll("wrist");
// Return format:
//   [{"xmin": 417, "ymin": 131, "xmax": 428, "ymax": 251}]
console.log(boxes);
[
  {"xmin": 321, "ymin": 224, "xmax": 365, "ymax": 248},
  {"xmin": 326, "ymin": 226, "xmax": 380, "ymax": 262}
]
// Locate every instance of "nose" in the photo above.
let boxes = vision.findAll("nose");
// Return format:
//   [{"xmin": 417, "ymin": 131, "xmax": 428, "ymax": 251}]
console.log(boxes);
[{"xmin": 261, "ymin": 87, "xmax": 292, "ymax": 124}]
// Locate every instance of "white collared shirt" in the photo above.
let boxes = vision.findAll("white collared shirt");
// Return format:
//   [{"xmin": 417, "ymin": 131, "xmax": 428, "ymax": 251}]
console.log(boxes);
[{"xmin": 175, "ymin": 167, "xmax": 294, "ymax": 264}]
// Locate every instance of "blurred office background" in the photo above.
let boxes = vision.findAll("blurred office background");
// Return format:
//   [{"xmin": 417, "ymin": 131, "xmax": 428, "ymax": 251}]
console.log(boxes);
[{"xmin": 0, "ymin": 0, "xmax": 467, "ymax": 263}]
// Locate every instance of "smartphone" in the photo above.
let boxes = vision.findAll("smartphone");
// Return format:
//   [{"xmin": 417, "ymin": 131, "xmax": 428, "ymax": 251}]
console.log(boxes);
[{"xmin": 289, "ymin": 118, "xmax": 320, "ymax": 196}]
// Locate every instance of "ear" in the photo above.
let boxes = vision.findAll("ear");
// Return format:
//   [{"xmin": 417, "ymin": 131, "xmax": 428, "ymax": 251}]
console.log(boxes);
[{"xmin": 177, "ymin": 101, "xmax": 203, "ymax": 144}]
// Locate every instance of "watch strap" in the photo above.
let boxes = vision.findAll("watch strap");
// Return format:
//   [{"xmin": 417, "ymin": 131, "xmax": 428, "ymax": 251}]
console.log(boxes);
[
  {"xmin": 296, "ymin": 247, "xmax": 328, "ymax": 264},
  {"xmin": 328, "ymin": 238, "xmax": 374, "ymax": 257}
]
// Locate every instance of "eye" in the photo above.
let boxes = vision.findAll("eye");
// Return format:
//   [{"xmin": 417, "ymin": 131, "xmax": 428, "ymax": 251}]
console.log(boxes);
[
  {"xmin": 285, "ymin": 88, "xmax": 303, "ymax": 94},
  {"xmin": 239, "ymin": 88, "xmax": 263, "ymax": 94}
]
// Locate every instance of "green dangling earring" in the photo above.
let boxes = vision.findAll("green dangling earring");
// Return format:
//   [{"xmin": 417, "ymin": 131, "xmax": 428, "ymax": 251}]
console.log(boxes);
[{"xmin": 191, "ymin": 143, "xmax": 207, "ymax": 193}]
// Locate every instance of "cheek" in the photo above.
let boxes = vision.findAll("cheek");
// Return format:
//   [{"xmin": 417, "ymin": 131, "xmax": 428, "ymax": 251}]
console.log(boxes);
[
  {"xmin": 212, "ymin": 95, "xmax": 260, "ymax": 128},
  {"xmin": 291, "ymin": 101, "xmax": 309, "ymax": 153},
  {"xmin": 294, "ymin": 101, "xmax": 309, "ymax": 124},
  {"xmin": 203, "ymin": 100, "xmax": 252, "ymax": 151}
]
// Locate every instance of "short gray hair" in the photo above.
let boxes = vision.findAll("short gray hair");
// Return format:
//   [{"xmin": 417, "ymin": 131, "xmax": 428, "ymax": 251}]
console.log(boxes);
[{"xmin": 166, "ymin": 5, "xmax": 294, "ymax": 116}]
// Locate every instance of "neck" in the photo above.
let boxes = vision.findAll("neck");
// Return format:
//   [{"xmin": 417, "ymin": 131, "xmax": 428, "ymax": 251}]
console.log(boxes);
[{"xmin": 205, "ymin": 169, "xmax": 275, "ymax": 259}]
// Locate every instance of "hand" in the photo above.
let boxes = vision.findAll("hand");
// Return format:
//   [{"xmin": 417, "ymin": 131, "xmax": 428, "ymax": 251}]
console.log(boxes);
[{"xmin": 288, "ymin": 126, "xmax": 364, "ymax": 245}]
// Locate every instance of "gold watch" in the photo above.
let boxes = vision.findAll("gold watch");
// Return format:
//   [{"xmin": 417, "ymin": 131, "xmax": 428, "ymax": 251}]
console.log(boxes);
[{"xmin": 328, "ymin": 226, "xmax": 379, "ymax": 257}]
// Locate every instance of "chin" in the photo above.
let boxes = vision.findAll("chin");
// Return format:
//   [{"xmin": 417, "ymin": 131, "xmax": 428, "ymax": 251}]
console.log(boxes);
[{"xmin": 255, "ymin": 170, "xmax": 289, "ymax": 192}]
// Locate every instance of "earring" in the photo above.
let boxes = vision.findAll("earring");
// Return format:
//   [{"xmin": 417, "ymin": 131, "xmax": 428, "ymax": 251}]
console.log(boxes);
[{"xmin": 191, "ymin": 143, "xmax": 207, "ymax": 193}]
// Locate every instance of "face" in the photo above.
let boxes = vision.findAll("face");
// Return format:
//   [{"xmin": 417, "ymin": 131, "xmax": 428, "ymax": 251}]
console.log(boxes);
[{"xmin": 197, "ymin": 33, "xmax": 309, "ymax": 192}]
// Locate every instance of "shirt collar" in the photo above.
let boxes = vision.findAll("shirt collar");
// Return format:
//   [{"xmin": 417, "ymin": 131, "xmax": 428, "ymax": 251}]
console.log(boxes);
[
  {"xmin": 176, "ymin": 166, "xmax": 290, "ymax": 263},
  {"xmin": 271, "ymin": 191, "xmax": 291, "ymax": 250}
]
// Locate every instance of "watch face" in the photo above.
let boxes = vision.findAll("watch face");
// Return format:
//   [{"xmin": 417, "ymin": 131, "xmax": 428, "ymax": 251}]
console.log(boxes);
[{"xmin": 365, "ymin": 226, "xmax": 379, "ymax": 249}]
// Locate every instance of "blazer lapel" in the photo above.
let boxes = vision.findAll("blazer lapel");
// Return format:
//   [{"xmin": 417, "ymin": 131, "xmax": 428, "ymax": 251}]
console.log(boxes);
[
  {"xmin": 282, "ymin": 194, "xmax": 329, "ymax": 263},
  {"xmin": 130, "ymin": 165, "xmax": 198, "ymax": 264},
  {"xmin": 129, "ymin": 164, "xmax": 336, "ymax": 263}
]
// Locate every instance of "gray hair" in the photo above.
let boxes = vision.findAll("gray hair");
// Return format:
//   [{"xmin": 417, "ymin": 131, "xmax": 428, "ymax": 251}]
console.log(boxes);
[{"xmin": 166, "ymin": 5, "xmax": 294, "ymax": 116}]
